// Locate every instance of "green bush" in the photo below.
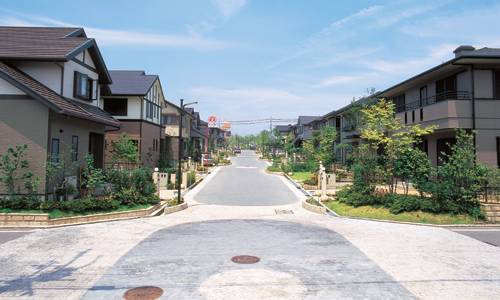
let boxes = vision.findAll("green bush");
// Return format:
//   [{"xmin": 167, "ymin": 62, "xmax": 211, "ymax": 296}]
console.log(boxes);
[{"xmin": 267, "ymin": 166, "xmax": 281, "ymax": 172}]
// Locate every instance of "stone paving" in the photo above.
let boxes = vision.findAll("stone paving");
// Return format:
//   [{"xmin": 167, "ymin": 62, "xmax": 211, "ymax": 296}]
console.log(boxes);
[{"xmin": 1, "ymin": 150, "xmax": 500, "ymax": 299}]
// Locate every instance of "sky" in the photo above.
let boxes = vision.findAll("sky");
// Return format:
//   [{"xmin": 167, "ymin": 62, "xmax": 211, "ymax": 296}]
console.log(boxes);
[{"xmin": 1, "ymin": 0, "xmax": 500, "ymax": 135}]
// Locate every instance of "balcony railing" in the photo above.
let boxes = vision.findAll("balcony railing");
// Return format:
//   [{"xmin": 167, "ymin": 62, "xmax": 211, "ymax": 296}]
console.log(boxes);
[{"xmin": 396, "ymin": 91, "xmax": 470, "ymax": 113}]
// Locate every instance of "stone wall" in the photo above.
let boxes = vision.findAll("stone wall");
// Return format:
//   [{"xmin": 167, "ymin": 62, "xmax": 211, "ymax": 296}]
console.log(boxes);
[
  {"xmin": 302, "ymin": 200, "xmax": 327, "ymax": 215},
  {"xmin": 0, "ymin": 203, "xmax": 163, "ymax": 227}
]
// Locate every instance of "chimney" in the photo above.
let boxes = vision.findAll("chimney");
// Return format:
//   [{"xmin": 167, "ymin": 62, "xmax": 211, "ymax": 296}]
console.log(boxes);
[{"xmin": 453, "ymin": 45, "xmax": 475, "ymax": 57}]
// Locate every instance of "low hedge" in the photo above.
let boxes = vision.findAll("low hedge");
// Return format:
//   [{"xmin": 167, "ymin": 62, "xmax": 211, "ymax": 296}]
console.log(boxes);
[
  {"xmin": 0, "ymin": 194, "xmax": 161, "ymax": 213},
  {"xmin": 336, "ymin": 188, "xmax": 485, "ymax": 218},
  {"xmin": 267, "ymin": 166, "xmax": 281, "ymax": 172}
]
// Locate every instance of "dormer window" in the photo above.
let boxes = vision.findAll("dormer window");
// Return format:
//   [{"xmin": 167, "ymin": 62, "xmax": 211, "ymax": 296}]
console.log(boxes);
[{"xmin": 74, "ymin": 71, "xmax": 96, "ymax": 100}]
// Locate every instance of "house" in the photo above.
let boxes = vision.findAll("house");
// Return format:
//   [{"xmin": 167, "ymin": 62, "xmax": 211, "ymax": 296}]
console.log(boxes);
[
  {"xmin": 100, "ymin": 70, "xmax": 166, "ymax": 167},
  {"xmin": 185, "ymin": 108, "xmax": 207, "ymax": 160},
  {"xmin": 292, "ymin": 116, "xmax": 320, "ymax": 147},
  {"xmin": 379, "ymin": 45, "xmax": 500, "ymax": 167},
  {"xmin": 161, "ymin": 100, "xmax": 195, "ymax": 163},
  {"xmin": 0, "ymin": 26, "xmax": 122, "ymax": 196}
]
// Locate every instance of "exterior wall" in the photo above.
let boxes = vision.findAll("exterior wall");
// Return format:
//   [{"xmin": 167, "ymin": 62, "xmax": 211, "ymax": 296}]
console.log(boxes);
[
  {"xmin": 394, "ymin": 99, "xmax": 472, "ymax": 129},
  {"xmin": 12, "ymin": 61, "xmax": 62, "ymax": 95},
  {"xmin": 475, "ymin": 70, "xmax": 494, "ymax": 99},
  {"xmin": 0, "ymin": 77, "xmax": 25, "ymax": 94},
  {"xmin": 105, "ymin": 121, "xmax": 165, "ymax": 167},
  {"xmin": 0, "ymin": 99, "xmax": 49, "ymax": 194}
]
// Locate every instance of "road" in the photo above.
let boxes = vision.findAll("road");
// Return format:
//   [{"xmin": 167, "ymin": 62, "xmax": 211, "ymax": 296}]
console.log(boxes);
[
  {"xmin": 0, "ymin": 150, "xmax": 500, "ymax": 299},
  {"xmin": 449, "ymin": 227, "xmax": 500, "ymax": 247}
]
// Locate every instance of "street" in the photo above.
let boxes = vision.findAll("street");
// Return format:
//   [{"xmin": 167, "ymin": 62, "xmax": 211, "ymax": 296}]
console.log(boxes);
[{"xmin": 0, "ymin": 150, "xmax": 500, "ymax": 299}]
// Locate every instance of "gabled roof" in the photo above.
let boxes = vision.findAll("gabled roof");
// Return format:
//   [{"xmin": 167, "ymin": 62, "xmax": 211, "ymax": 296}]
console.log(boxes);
[
  {"xmin": 0, "ymin": 61, "xmax": 122, "ymax": 128},
  {"xmin": 190, "ymin": 127, "xmax": 207, "ymax": 139},
  {"xmin": 275, "ymin": 125, "xmax": 292, "ymax": 132},
  {"xmin": 0, "ymin": 26, "xmax": 111, "ymax": 84},
  {"xmin": 298, "ymin": 116, "xmax": 319, "ymax": 126},
  {"xmin": 103, "ymin": 70, "xmax": 158, "ymax": 96}
]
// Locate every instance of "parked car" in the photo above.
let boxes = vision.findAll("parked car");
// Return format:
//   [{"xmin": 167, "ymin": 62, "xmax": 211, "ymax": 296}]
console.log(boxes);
[
  {"xmin": 276, "ymin": 149, "xmax": 285, "ymax": 154},
  {"xmin": 202, "ymin": 154, "xmax": 213, "ymax": 165},
  {"xmin": 234, "ymin": 147, "xmax": 241, "ymax": 154}
]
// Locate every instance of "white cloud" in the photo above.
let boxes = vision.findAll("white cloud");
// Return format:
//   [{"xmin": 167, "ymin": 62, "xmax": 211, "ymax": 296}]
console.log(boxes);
[
  {"xmin": 210, "ymin": 0, "xmax": 247, "ymax": 19},
  {"xmin": 186, "ymin": 21, "xmax": 216, "ymax": 38},
  {"xmin": 400, "ymin": 5, "xmax": 500, "ymax": 48},
  {"xmin": 0, "ymin": 16, "xmax": 235, "ymax": 50}
]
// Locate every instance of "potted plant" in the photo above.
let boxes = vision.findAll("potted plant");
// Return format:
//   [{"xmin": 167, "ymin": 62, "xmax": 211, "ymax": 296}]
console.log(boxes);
[
  {"xmin": 54, "ymin": 186, "xmax": 66, "ymax": 201},
  {"xmin": 66, "ymin": 184, "xmax": 76, "ymax": 202}
]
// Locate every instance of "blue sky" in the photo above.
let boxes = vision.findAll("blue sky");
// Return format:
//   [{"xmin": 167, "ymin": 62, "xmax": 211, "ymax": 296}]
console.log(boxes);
[{"xmin": 1, "ymin": 0, "xmax": 500, "ymax": 135}]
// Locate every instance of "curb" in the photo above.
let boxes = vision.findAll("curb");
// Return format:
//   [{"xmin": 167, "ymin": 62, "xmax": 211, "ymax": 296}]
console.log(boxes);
[{"xmin": 302, "ymin": 200, "xmax": 327, "ymax": 215}]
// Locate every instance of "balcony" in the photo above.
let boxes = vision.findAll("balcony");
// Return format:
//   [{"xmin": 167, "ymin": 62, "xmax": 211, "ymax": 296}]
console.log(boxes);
[{"xmin": 396, "ymin": 91, "xmax": 470, "ymax": 113}]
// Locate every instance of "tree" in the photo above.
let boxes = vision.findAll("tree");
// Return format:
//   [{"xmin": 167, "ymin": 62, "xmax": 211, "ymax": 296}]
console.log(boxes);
[
  {"xmin": 0, "ymin": 144, "xmax": 34, "ymax": 196},
  {"xmin": 359, "ymin": 99, "xmax": 437, "ymax": 193},
  {"xmin": 107, "ymin": 133, "xmax": 140, "ymax": 168},
  {"xmin": 433, "ymin": 128, "xmax": 484, "ymax": 216},
  {"xmin": 302, "ymin": 126, "xmax": 339, "ymax": 171}
]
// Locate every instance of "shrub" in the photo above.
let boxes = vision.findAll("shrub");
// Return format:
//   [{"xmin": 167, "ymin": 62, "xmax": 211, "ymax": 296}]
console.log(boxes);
[{"xmin": 267, "ymin": 166, "xmax": 281, "ymax": 172}]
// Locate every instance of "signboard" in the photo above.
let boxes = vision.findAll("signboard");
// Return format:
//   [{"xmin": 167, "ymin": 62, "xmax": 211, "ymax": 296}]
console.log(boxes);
[{"xmin": 208, "ymin": 116, "xmax": 217, "ymax": 128}]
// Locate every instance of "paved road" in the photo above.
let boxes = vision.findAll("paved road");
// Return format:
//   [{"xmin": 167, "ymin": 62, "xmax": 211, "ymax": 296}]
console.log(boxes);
[
  {"xmin": 450, "ymin": 227, "xmax": 500, "ymax": 247},
  {"xmin": 194, "ymin": 150, "xmax": 299, "ymax": 206},
  {"xmin": 0, "ymin": 230, "xmax": 36, "ymax": 245},
  {"xmin": 1, "ymin": 150, "xmax": 500, "ymax": 299}
]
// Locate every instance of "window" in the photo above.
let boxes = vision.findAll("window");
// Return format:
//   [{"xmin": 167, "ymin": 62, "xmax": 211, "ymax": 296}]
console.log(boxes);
[
  {"xmin": 391, "ymin": 94, "xmax": 405, "ymax": 112},
  {"xmin": 405, "ymin": 112, "xmax": 408, "ymax": 124},
  {"xmin": 420, "ymin": 86, "xmax": 427, "ymax": 99},
  {"xmin": 436, "ymin": 75, "xmax": 456, "ymax": 101},
  {"xmin": 412, "ymin": 110, "xmax": 415, "ymax": 123},
  {"xmin": 74, "ymin": 71, "xmax": 96, "ymax": 100},
  {"xmin": 104, "ymin": 99, "xmax": 127, "ymax": 116},
  {"xmin": 162, "ymin": 115, "xmax": 179, "ymax": 125},
  {"xmin": 72, "ymin": 136, "xmax": 78, "ymax": 161},
  {"xmin": 146, "ymin": 102, "xmax": 153, "ymax": 118},
  {"xmin": 495, "ymin": 71, "xmax": 500, "ymax": 99},
  {"xmin": 420, "ymin": 108, "xmax": 423, "ymax": 121},
  {"xmin": 52, "ymin": 139, "xmax": 59, "ymax": 163}
]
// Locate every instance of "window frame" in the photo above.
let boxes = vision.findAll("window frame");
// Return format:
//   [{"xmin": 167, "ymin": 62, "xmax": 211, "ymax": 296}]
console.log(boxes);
[
  {"xmin": 103, "ymin": 98, "xmax": 128, "ymax": 116},
  {"xmin": 73, "ymin": 71, "xmax": 95, "ymax": 100},
  {"xmin": 72, "ymin": 136, "xmax": 78, "ymax": 161},
  {"xmin": 51, "ymin": 139, "xmax": 59, "ymax": 163}
]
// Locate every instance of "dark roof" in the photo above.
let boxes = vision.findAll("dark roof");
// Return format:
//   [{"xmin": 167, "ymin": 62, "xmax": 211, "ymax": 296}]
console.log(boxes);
[
  {"xmin": 298, "ymin": 116, "xmax": 319, "ymax": 125},
  {"xmin": 463, "ymin": 47, "xmax": 500, "ymax": 56},
  {"xmin": 184, "ymin": 107, "xmax": 194, "ymax": 114},
  {"xmin": 275, "ymin": 125, "xmax": 291, "ymax": 131},
  {"xmin": 0, "ymin": 61, "xmax": 122, "ymax": 127},
  {"xmin": 190, "ymin": 128, "xmax": 207, "ymax": 139},
  {"xmin": 0, "ymin": 26, "xmax": 111, "ymax": 84},
  {"xmin": 104, "ymin": 70, "xmax": 158, "ymax": 96}
]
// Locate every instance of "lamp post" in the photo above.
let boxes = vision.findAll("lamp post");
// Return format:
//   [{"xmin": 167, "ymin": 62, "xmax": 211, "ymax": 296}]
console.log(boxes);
[{"xmin": 177, "ymin": 99, "xmax": 198, "ymax": 204}]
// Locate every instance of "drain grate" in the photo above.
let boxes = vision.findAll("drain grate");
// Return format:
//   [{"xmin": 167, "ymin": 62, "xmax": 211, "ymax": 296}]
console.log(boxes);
[
  {"xmin": 123, "ymin": 286, "xmax": 164, "ymax": 300},
  {"xmin": 275, "ymin": 210, "xmax": 294, "ymax": 214},
  {"xmin": 231, "ymin": 255, "xmax": 260, "ymax": 264}
]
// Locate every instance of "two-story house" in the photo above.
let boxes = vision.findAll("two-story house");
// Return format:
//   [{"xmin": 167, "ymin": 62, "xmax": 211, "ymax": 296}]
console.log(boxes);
[
  {"xmin": 0, "ymin": 26, "xmax": 122, "ymax": 196},
  {"xmin": 100, "ymin": 70, "xmax": 166, "ymax": 167},
  {"xmin": 380, "ymin": 45, "xmax": 500, "ymax": 167},
  {"xmin": 292, "ymin": 116, "xmax": 320, "ymax": 147}
]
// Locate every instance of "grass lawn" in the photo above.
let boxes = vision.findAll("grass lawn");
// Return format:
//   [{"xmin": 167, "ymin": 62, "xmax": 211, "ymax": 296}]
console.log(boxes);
[
  {"xmin": 290, "ymin": 172, "xmax": 312, "ymax": 181},
  {"xmin": 0, "ymin": 203, "xmax": 154, "ymax": 219},
  {"xmin": 324, "ymin": 201, "xmax": 484, "ymax": 225}
]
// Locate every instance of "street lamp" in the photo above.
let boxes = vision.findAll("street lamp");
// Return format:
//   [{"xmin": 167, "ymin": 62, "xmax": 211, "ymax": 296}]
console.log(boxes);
[{"xmin": 178, "ymin": 99, "xmax": 197, "ymax": 204}]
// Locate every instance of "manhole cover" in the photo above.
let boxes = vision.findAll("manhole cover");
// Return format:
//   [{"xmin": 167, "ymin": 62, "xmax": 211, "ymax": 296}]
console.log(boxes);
[
  {"xmin": 123, "ymin": 286, "xmax": 163, "ymax": 300},
  {"xmin": 231, "ymin": 255, "xmax": 260, "ymax": 264},
  {"xmin": 275, "ymin": 210, "xmax": 294, "ymax": 214}
]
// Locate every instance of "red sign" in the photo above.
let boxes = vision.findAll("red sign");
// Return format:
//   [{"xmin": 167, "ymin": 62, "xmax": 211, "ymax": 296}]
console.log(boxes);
[{"xmin": 208, "ymin": 116, "xmax": 217, "ymax": 123}]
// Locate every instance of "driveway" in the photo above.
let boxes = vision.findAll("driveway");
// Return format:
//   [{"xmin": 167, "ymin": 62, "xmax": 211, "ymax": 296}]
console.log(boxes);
[{"xmin": 1, "ymin": 150, "xmax": 500, "ymax": 299}]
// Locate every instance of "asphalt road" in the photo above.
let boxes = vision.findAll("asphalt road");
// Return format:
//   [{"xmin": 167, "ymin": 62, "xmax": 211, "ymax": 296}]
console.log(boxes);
[
  {"xmin": 449, "ymin": 227, "xmax": 500, "ymax": 247},
  {"xmin": 0, "ymin": 230, "xmax": 36, "ymax": 245},
  {"xmin": 194, "ymin": 150, "xmax": 299, "ymax": 206}
]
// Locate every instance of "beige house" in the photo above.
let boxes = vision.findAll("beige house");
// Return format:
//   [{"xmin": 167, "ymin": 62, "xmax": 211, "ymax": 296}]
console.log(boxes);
[
  {"xmin": 0, "ymin": 27, "xmax": 122, "ymax": 196},
  {"xmin": 161, "ymin": 101, "xmax": 195, "ymax": 162},
  {"xmin": 100, "ymin": 71, "xmax": 166, "ymax": 167},
  {"xmin": 380, "ymin": 45, "xmax": 500, "ymax": 167}
]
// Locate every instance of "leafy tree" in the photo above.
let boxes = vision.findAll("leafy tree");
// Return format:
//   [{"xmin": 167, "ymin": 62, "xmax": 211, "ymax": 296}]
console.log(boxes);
[
  {"xmin": 359, "ymin": 99, "xmax": 437, "ymax": 193},
  {"xmin": 302, "ymin": 126, "xmax": 339, "ymax": 171},
  {"xmin": 393, "ymin": 147, "xmax": 432, "ymax": 196},
  {"xmin": 80, "ymin": 153, "xmax": 104, "ymax": 199},
  {"xmin": 432, "ymin": 128, "xmax": 484, "ymax": 216},
  {"xmin": 0, "ymin": 144, "xmax": 33, "ymax": 196},
  {"xmin": 107, "ymin": 133, "xmax": 140, "ymax": 168}
]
